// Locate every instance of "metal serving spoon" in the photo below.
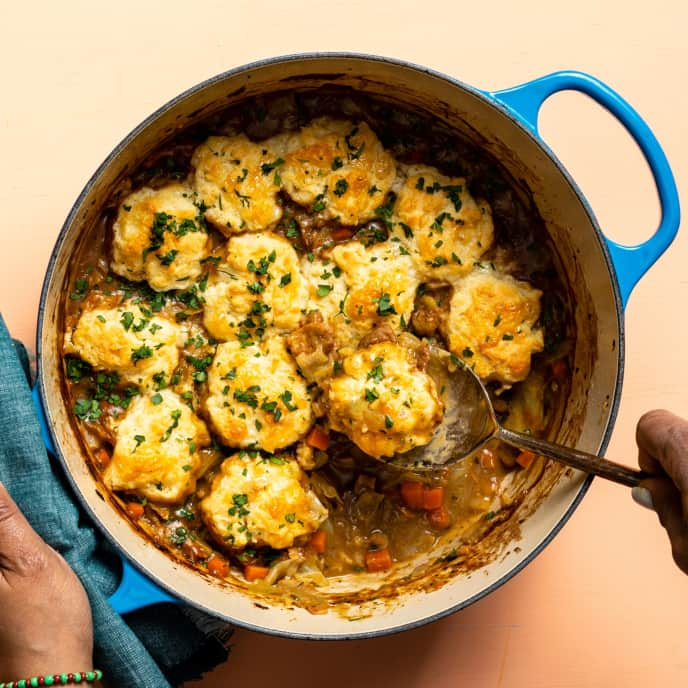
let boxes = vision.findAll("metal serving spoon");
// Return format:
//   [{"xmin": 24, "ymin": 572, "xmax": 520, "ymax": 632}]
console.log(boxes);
[{"xmin": 392, "ymin": 348, "xmax": 649, "ymax": 487}]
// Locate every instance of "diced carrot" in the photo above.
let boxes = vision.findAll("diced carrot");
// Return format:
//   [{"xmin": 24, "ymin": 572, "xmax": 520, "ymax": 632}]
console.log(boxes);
[
  {"xmin": 479, "ymin": 448, "xmax": 496, "ymax": 470},
  {"xmin": 207, "ymin": 555, "xmax": 230, "ymax": 578},
  {"xmin": 427, "ymin": 505, "xmax": 451, "ymax": 529},
  {"xmin": 306, "ymin": 426, "xmax": 330, "ymax": 451},
  {"xmin": 516, "ymin": 450, "xmax": 536, "ymax": 469},
  {"xmin": 400, "ymin": 481, "xmax": 425, "ymax": 510},
  {"xmin": 422, "ymin": 486, "xmax": 444, "ymax": 511},
  {"xmin": 365, "ymin": 548, "xmax": 393, "ymax": 572},
  {"xmin": 244, "ymin": 564, "xmax": 270, "ymax": 582},
  {"xmin": 551, "ymin": 359, "xmax": 568, "ymax": 380},
  {"xmin": 125, "ymin": 502, "xmax": 144, "ymax": 520},
  {"xmin": 331, "ymin": 227, "xmax": 355, "ymax": 242},
  {"xmin": 309, "ymin": 530, "xmax": 327, "ymax": 553},
  {"xmin": 95, "ymin": 447, "xmax": 111, "ymax": 468}
]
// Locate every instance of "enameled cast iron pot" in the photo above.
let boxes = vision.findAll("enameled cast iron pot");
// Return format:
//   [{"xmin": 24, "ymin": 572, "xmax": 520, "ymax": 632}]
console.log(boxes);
[{"xmin": 34, "ymin": 54, "xmax": 680, "ymax": 638}]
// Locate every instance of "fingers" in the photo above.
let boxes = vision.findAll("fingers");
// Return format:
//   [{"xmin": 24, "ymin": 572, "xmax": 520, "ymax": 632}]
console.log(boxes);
[
  {"xmin": 641, "ymin": 476, "xmax": 688, "ymax": 574},
  {"xmin": 0, "ymin": 482, "xmax": 48, "ymax": 576},
  {"xmin": 636, "ymin": 410, "xmax": 688, "ymax": 494}
]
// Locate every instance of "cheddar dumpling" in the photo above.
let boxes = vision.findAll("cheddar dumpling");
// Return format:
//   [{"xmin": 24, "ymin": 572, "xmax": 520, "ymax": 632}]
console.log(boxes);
[
  {"xmin": 202, "ymin": 231, "xmax": 308, "ymax": 343},
  {"xmin": 191, "ymin": 134, "xmax": 284, "ymax": 235},
  {"xmin": 299, "ymin": 253, "xmax": 348, "ymax": 322},
  {"xmin": 64, "ymin": 305, "xmax": 180, "ymax": 388},
  {"xmin": 394, "ymin": 164, "xmax": 493, "ymax": 283},
  {"xmin": 330, "ymin": 239, "xmax": 419, "ymax": 346},
  {"xmin": 201, "ymin": 453, "xmax": 328, "ymax": 550},
  {"xmin": 280, "ymin": 118, "xmax": 396, "ymax": 225},
  {"xmin": 205, "ymin": 337, "xmax": 313, "ymax": 453},
  {"xmin": 327, "ymin": 341, "xmax": 443, "ymax": 458},
  {"xmin": 445, "ymin": 268, "xmax": 544, "ymax": 384},
  {"xmin": 105, "ymin": 389, "xmax": 211, "ymax": 503},
  {"xmin": 111, "ymin": 184, "xmax": 209, "ymax": 291}
]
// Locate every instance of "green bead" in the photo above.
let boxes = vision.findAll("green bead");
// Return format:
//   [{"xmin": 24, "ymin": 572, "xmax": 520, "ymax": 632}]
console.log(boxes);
[
  {"xmin": 94, "ymin": 671, "xmax": 102, "ymax": 681},
  {"xmin": 17, "ymin": 681, "xmax": 26, "ymax": 688},
  {"xmin": 73, "ymin": 675, "xmax": 81, "ymax": 683},
  {"xmin": 43, "ymin": 678, "xmax": 54, "ymax": 686},
  {"xmin": 30, "ymin": 680, "xmax": 39, "ymax": 688},
  {"xmin": 60, "ymin": 675, "xmax": 68, "ymax": 686},
  {"xmin": 85, "ymin": 673, "xmax": 94, "ymax": 682}
]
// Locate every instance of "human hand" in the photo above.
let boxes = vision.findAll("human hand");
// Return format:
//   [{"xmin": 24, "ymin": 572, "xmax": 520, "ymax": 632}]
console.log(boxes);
[
  {"xmin": 0, "ymin": 482, "xmax": 95, "ymax": 679},
  {"xmin": 634, "ymin": 409, "xmax": 688, "ymax": 574}
]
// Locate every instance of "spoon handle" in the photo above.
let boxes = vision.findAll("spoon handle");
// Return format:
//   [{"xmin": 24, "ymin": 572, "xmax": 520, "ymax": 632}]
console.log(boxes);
[{"xmin": 496, "ymin": 427, "xmax": 650, "ymax": 488}]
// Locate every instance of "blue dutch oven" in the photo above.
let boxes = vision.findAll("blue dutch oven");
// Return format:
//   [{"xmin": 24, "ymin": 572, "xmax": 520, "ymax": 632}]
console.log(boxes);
[{"xmin": 34, "ymin": 54, "xmax": 679, "ymax": 637}]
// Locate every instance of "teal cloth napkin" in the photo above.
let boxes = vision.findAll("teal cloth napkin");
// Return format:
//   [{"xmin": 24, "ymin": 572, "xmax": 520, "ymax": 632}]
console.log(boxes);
[{"xmin": 0, "ymin": 315, "xmax": 231, "ymax": 687}]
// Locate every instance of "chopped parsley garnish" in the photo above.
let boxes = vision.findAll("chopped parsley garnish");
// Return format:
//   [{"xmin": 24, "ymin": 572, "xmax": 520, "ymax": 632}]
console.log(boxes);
[
  {"xmin": 247, "ymin": 280, "xmax": 265, "ymax": 294},
  {"xmin": 312, "ymin": 193, "xmax": 327, "ymax": 213},
  {"xmin": 430, "ymin": 256, "xmax": 448, "ymax": 268},
  {"xmin": 331, "ymin": 156, "xmax": 344, "ymax": 170},
  {"xmin": 279, "ymin": 273, "xmax": 292, "ymax": 288},
  {"xmin": 133, "ymin": 435, "xmax": 146, "ymax": 451},
  {"xmin": 285, "ymin": 219, "xmax": 299, "ymax": 238},
  {"xmin": 333, "ymin": 179, "xmax": 349, "ymax": 197},
  {"xmin": 415, "ymin": 177, "xmax": 425, "ymax": 190},
  {"xmin": 493, "ymin": 314, "xmax": 502, "ymax": 327},
  {"xmin": 65, "ymin": 357, "xmax": 92, "ymax": 383},
  {"xmin": 502, "ymin": 333, "xmax": 514, "ymax": 341},
  {"xmin": 284, "ymin": 513, "xmax": 296, "ymax": 524},
  {"xmin": 280, "ymin": 390, "xmax": 297, "ymax": 411},
  {"xmin": 234, "ymin": 389, "xmax": 259, "ymax": 409},
  {"xmin": 228, "ymin": 493, "xmax": 250, "ymax": 517},
  {"xmin": 367, "ymin": 358, "xmax": 384, "ymax": 383},
  {"xmin": 462, "ymin": 347, "xmax": 474, "ymax": 358},
  {"xmin": 450, "ymin": 353, "xmax": 463, "ymax": 368},
  {"xmin": 151, "ymin": 393, "xmax": 163, "ymax": 405},
  {"xmin": 430, "ymin": 212, "xmax": 450, "ymax": 232},
  {"xmin": 260, "ymin": 158, "xmax": 284, "ymax": 175},
  {"xmin": 374, "ymin": 293, "xmax": 397, "ymax": 316},
  {"xmin": 186, "ymin": 354, "xmax": 211, "ymax": 372},
  {"xmin": 443, "ymin": 184, "xmax": 463, "ymax": 212},
  {"xmin": 131, "ymin": 345, "xmax": 153, "ymax": 363},
  {"xmin": 73, "ymin": 398, "xmax": 101, "ymax": 421},
  {"xmin": 384, "ymin": 415, "xmax": 394, "ymax": 429},
  {"xmin": 160, "ymin": 409, "xmax": 182, "ymax": 443},
  {"xmin": 157, "ymin": 249, "xmax": 178, "ymax": 266},
  {"xmin": 399, "ymin": 222, "xmax": 414, "ymax": 238},
  {"xmin": 374, "ymin": 192, "xmax": 397, "ymax": 225},
  {"xmin": 69, "ymin": 277, "xmax": 89, "ymax": 301},
  {"xmin": 234, "ymin": 189, "xmax": 251, "ymax": 207},
  {"xmin": 316, "ymin": 284, "xmax": 333, "ymax": 297},
  {"xmin": 365, "ymin": 388, "xmax": 379, "ymax": 403}
]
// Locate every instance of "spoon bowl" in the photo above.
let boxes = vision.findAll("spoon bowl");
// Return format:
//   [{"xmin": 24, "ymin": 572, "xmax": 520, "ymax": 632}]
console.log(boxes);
[{"xmin": 389, "ymin": 347, "xmax": 648, "ymax": 488}]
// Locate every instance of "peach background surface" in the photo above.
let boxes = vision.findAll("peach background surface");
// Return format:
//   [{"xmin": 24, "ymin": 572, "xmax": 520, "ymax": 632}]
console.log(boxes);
[{"xmin": 2, "ymin": 1, "xmax": 687, "ymax": 686}]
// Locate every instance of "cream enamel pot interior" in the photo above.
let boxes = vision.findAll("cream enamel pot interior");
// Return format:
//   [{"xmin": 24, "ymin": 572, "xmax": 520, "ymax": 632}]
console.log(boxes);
[{"xmin": 35, "ymin": 54, "xmax": 680, "ymax": 638}]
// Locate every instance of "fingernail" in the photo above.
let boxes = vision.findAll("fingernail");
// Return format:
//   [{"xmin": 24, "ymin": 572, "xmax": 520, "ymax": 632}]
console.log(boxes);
[{"xmin": 632, "ymin": 486, "xmax": 654, "ymax": 511}]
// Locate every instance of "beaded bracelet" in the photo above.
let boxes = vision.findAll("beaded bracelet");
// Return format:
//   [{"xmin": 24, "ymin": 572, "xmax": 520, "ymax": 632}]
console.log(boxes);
[{"xmin": 0, "ymin": 670, "xmax": 102, "ymax": 688}]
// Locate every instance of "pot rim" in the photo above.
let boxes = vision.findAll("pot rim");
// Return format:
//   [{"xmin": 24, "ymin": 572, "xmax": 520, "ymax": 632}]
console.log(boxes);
[{"xmin": 36, "ymin": 51, "xmax": 623, "ymax": 639}]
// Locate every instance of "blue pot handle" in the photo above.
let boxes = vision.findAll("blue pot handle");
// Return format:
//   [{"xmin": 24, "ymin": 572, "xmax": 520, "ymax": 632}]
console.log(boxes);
[
  {"xmin": 489, "ymin": 70, "xmax": 680, "ymax": 307},
  {"xmin": 30, "ymin": 384, "xmax": 177, "ymax": 613}
]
